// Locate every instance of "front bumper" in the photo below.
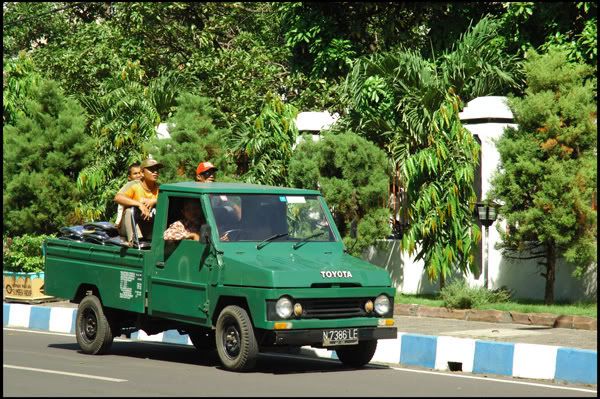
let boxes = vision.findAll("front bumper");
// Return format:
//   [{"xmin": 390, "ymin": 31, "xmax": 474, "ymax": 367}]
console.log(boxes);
[{"xmin": 272, "ymin": 326, "xmax": 397, "ymax": 346}]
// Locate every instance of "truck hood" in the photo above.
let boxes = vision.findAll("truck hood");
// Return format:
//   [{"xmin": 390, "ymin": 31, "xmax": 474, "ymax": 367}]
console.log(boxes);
[{"xmin": 220, "ymin": 249, "xmax": 391, "ymax": 288}]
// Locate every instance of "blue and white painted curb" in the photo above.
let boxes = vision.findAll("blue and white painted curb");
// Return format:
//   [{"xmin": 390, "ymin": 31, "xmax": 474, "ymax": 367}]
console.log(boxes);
[{"xmin": 4, "ymin": 303, "xmax": 596, "ymax": 385}]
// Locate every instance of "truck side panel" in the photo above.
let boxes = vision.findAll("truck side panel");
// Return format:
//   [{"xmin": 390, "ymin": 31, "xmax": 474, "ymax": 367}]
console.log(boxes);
[{"xmin": 44, "ymin": 239, "xmax": 146, "ymax": 313}]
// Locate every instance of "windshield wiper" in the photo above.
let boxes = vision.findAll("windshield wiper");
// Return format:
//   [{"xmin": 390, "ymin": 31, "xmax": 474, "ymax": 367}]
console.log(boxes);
[
  {"xmin": 292, "ymin": 231, "xmax": 326, "ymax": 250},
  {"xmin": 256, "ymin": 233, "xmax": 289, "ymax": 250}
]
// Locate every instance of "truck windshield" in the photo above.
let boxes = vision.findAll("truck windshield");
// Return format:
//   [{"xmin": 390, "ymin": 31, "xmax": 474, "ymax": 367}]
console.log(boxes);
[{"xmin": 209, "ymin": 194, "xmax": 336, "ymax": 243}]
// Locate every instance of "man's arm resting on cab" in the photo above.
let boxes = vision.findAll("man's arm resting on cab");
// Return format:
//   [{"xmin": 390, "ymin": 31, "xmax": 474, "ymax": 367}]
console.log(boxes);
[{"xmin": 114, "ymin": 193, "xmax": 151, "ymax": 218}]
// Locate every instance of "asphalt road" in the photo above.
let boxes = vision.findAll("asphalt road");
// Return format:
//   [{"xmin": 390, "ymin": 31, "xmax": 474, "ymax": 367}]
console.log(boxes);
[{"xmin": 3, "ymin": 329, "xmax": 596, "ymax": 397}]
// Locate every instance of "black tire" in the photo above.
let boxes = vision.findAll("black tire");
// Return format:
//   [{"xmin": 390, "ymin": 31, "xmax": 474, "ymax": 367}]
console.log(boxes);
[
  {"xmin": 189, "ymin": 329, "xmax": 216, "ymax": 351},
  {"xmin": 336, "ymin": 340, "xmax": 378, "ymax": 368},
  {"xmin": 215, "ymin": 305, "xmax": 258, "ymax": 371},
  {"xmin": 75, "ymin": 295, "xmax": 114, "ymax": 355}
]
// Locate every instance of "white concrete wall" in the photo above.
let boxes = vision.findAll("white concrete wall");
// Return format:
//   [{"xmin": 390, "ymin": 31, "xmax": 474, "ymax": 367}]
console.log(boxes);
[
  {"xmin": 362, "ymin": 96, "xmax": 597, "ymax": 302},
  {"xmin": 362, "ymin": 239, "xmax": 597, "ymax": 301}
]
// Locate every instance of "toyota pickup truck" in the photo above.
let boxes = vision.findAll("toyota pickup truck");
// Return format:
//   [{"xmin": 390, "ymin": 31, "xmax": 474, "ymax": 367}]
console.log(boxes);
[{"xmin": 44, "ymin": 182, "xmax": 397, "ymax": 371}]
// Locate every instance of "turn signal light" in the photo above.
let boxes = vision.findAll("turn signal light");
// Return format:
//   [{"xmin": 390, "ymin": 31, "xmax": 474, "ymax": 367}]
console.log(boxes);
[
  {"xmin": 378, "ymin": 318, "xmax": 395, "ymax": 327},
  {"xmin": 274, "ymin": 322, "xmax": 293, "ymax": 330}
]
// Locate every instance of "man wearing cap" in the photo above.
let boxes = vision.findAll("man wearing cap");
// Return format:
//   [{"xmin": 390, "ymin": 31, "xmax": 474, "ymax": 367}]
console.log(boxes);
[
  {"xmin": 196, "ymin": 161, "xmax": 217, "ymax": 183},
  {"xmin": 114, "ymin": 157, "xmax": 163, "ymax": 242}
]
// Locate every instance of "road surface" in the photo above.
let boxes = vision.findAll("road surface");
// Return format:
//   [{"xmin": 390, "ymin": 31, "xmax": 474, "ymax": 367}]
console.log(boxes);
[{"xmin": 3, "ymin": 328, "xmax": 596, "ymax": 397}]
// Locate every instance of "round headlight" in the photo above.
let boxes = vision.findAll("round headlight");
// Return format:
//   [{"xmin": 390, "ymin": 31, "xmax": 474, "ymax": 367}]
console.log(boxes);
[
  {"xmin": 374, "ymin": 295, "xmax": 390, "ymax": 316},
  {"xmin": 276, "ymin": 296, "xmax": 293, "ymax": 319}
]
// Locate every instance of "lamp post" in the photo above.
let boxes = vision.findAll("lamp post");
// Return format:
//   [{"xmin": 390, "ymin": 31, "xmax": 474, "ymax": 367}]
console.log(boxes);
[{"xmin": 476, "ymin": 201, "xmax": 499, "ymax": 289}]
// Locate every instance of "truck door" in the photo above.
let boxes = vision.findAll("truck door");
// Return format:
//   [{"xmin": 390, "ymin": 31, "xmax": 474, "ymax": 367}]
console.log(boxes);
[{"xmin": 148, "ymin": 195, "xmax": 212, "ymax": 325}]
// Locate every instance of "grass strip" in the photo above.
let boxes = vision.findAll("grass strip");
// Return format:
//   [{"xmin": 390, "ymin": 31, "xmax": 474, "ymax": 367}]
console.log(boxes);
[{"xmin": 395, "ymin": 293, "xmax": 597, "ymax": 318}]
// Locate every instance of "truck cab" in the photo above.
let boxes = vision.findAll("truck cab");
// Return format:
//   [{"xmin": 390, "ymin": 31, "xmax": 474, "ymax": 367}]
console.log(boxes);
[{"xmin": 44, "ymin": 182, "xmax": 397, "ymax": 371}]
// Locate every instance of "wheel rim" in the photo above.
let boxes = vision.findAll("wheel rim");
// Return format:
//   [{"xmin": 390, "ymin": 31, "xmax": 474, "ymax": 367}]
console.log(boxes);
[
  {"xmin": 81, "ymin": 308, "xmax": 98, "ymax": 343},
  {"xmin": 222, "ymin": 321, "xmax": 241, "ymax": 359}
]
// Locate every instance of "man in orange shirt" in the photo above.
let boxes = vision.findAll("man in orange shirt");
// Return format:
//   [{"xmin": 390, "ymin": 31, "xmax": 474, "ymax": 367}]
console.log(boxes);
[{"xmin": 114, "ymin": 157, "xmax": 163, "ymax": 242}]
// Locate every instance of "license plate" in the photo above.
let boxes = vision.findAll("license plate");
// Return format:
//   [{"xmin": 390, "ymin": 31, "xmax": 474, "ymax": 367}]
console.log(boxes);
[{"xmin": 322, "ymin": 328, "xmax": 358, "ymax": 346}]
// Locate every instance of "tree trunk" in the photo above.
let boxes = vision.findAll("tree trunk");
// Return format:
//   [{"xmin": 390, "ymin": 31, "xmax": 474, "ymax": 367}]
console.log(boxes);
[
  {"xmin": 439, "ymin": 271, "xmax": 445, "ymax": 291},
  {"xmin": 544, "ymin": 243, "xmax": 556, "ymax": 305}
]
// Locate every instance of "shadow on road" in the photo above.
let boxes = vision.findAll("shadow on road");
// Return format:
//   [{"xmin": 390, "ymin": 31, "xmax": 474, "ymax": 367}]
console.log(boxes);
[{"xmin": 48, "ymin": 341, "xmax": 390, "ymax": 375}]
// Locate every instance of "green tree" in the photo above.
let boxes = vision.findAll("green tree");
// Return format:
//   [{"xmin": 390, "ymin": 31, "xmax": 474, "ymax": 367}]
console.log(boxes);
[
  {"xmin": 3, "ymin": 52, "xmax": 42, "ymax": 125},
  {"xmin": 3, "ymin": 78, "xmax": 94, "ymax": 235},
  {"xmin": 143, "ymin": 93, "xmax": 237, "ymax": 183},
  {"xmin": 401, "ymin": 91, "xmax": 482, "ymax": 285},
  {"xmin": 229, "ymin": 92, "xmax": 299, "ymax": 186},
  {"xmin": 76, "ymin": 61, "xmax": 189, "ymax": 221},
  {"xmin": 490, "ymin": 48, "xmax": 597, "ymax": 304},
  {"xmin": 342, "ymin": 17, "xmax": 520, "ymax": 287},
  {"xmin": 498, "ymin": 2, "xmax": 597, "ymax": 67},
  {"xmin": 289, "ymin": 132, "xmax": 391, "ymax": 256}
]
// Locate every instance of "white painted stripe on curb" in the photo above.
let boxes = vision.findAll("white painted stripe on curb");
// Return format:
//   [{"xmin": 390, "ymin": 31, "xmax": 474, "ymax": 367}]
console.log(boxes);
[
  {"xmin": 8, "ymin": 304, "xmax": 31, "ymax": 328},
  {"xmin": 4, "ymin": 364, "xmax": 127, "ymax": 382},
  {"xmin": 512, "ymin": 343, "xmax": 558, "ymax": 380},
  {"xmin": 435, "ymin": 335, "xmax": 476, "ymax": 373},
  {"xmin": 372, "ymin": 332, "xmax": 403, "ymax": 364},
  {"xmin": 49, "ymin": 307, "xmax": 75, "ymax": 333},
  {"xmin": 135, "ymin": 329, "xmax": 164, "ymax": 342}
]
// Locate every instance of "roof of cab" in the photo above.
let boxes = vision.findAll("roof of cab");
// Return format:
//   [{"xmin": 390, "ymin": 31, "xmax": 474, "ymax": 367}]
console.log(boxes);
[{"xmin": 158, "ymin": 182, "xmax": 321, "ymax": 196}]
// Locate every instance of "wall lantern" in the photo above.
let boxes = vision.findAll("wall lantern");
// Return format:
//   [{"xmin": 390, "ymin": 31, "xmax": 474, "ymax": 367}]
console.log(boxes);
[{"xmin": 475, "ymin": 201, "xmax": 500, "ymax": 289}]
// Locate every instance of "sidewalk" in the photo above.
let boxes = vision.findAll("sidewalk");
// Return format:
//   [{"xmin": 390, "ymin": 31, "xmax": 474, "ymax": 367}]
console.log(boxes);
[
  {"xmin": 4, "ymin": 300, "xmax": 597, "ymax": 386},
  {"xmin": 393, "ymin": 314, "xmax": 597, "ymax": 351}
]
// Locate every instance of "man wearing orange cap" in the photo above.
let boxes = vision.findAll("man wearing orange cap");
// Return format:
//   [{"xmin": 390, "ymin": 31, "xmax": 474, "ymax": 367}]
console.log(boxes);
[{"xmin": 195, "ymin": 161, "xmax": 217, "ymax": 183}]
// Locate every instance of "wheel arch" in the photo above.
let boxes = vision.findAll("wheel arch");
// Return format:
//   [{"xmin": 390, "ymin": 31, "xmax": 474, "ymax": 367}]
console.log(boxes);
[
  {"xmin": 211, "ymin": 296, "xmax": 252, "ymax": 326},
  {"xmin": 73, "ymin": 284, "xmax": 103, "ymax": 304}
]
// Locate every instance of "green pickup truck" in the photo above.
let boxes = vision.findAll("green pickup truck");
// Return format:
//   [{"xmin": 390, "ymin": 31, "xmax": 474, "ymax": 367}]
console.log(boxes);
[{"xmin": 44, "ymin": 182, "xmax": 397, "ymax": 371}]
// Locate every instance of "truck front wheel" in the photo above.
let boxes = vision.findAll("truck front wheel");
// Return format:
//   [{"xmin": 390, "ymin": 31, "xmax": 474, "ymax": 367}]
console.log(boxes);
[
  {"xmin": 215, "ymin": 305, "xmax": 258, "ymax": 371},
  {"xmin": 75, "ymin": 295, "xmax": 114, "ymax": 355},
  {"xmin": 336, "ymin": 340, "xmax": 378, "ymax": 368}
]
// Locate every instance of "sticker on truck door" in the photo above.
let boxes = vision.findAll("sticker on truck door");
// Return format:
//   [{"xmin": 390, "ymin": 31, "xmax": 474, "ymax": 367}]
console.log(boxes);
[{"xmin": 119, "ymin": 271, "xmax": 143, "ymax": 299}]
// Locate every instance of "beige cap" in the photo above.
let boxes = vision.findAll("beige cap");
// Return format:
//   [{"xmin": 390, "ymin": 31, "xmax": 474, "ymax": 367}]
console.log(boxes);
[{"xmin": 140, "ymin": 158, "xmax": 164, "ymax": 169}]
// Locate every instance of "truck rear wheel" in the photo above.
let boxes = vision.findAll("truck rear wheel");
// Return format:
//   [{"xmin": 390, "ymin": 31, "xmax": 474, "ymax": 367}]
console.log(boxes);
[
  {"xmin": 215, "ymin": 305, "xmax": 258, "ymax": 371},
  {"xmin": 75, "ymin": 295, "xmax": 114, "ymax": 355},
  {"xmin": 336, "ymin": 340, "xmax": 377, "ymax": 368}
]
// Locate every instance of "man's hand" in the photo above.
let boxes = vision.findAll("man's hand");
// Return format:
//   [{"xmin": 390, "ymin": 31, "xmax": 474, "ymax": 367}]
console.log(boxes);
[
  {"xmin": 138, "ymin": 202, "xmax": 152, "ymax": 220},
  {"xmin": 188, "ymin": 232, "xmax": 200, "ymax": 241},
  {"xmin": 139, "ymin": 197, "xmax": 156, "ymax": 209},
  {"xmin": 220, "ymin": 232, "xmax": 230, "ymax": 241}
]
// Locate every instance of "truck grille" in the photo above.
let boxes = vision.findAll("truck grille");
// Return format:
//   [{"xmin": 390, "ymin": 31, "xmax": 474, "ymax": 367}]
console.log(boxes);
[{"xmin": 300, "ymin": 297, "xmax": 369, "ymax": 319}]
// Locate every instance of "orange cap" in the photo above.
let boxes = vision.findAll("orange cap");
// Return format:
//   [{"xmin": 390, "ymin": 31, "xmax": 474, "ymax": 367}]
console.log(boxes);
[{"xmin": 196, "ymin": 161, "xmax": 217, "ymax": 175}]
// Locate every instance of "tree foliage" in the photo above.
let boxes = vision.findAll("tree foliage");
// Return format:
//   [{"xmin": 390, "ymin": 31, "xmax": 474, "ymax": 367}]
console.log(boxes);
[
  {"xmin": 401, "ymin": 92, "xmax": 481, "ymax": 283},
  {"xmin": 3, "ymin": 52, "xmax": 43, "ymax": 125},
  {"xmin": 342, "ymin": 17, "xmax": 519, "ymax": 286},
  {"xmin": 3, "ymin": 78, "xmax": 94, "ymax": 235},
  {"xmin": 289, "ymin": 132, "xmax": 390, "ymax": 256},
  {"xmin": 143, "ymin": 93, "xmax": 236, "ymax": 183},
  {"xmin": 229, "ymin": 92, "xmax": 299, "ymax": 186},
  {"xmin": 490, "ymin": 48, "xmax": 597, "ymax": 304},
  {"xmin": 3, "ymin": 2, "xmax": 597, "ymax": 289}
]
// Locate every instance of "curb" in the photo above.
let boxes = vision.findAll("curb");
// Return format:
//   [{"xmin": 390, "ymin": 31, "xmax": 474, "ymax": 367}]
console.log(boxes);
[
  {"xmin": 4, "ymin": 303, "xmax": 596, "ymax": 385},
  {"xmin": 394, "ymin": 304, "xmax": 597, "ymax": 331}
]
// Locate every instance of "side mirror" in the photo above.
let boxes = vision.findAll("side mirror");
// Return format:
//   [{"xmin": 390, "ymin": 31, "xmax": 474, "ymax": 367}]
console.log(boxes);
[{"xmin": 200, "ymin": 224, "xmax": 211, "ymax": 244}]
